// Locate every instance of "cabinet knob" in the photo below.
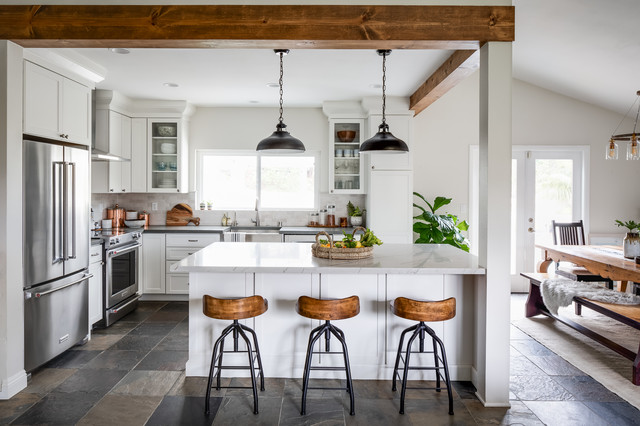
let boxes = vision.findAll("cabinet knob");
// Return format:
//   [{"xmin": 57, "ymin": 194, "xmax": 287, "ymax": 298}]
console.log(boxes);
[
  {"xmin": 122, "ymin": 189, "xmax": 126, "ymax": 192},
  {"xmin": 109, "ymin": 189, "xmax": 114, "ymax": 192},
  {"xmin": 177, "ymin": 189, "xmax": 180, "ymax": 192},
  {"xmin": 371, "ymin": 166, "xmax": 375, "ymax": 170},
  {"xmin": 59, "ymin": 133, "xmax": 65, "ymax": 138}
]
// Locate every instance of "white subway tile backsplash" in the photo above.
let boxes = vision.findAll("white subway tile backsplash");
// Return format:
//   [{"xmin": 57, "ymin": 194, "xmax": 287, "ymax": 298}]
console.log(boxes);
[{"xmin": 91, "ymin": 192, "xmax": 366, "ymax": 227}]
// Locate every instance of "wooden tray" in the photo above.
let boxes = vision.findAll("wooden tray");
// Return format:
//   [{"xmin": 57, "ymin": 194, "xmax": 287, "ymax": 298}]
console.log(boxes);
[
  {"xmin": 166, "ymin": 203, "xmax": 200, "ymax": 226},
  {"xmin": 311, "ymin": 227, "xmax": 373, "ymax": 260}
]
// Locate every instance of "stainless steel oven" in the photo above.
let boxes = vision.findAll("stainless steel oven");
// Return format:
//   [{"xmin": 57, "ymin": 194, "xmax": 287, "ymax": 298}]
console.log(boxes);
[{"xmin": 96, "ymin": 230, "xmax": 142, "ymax": 327}]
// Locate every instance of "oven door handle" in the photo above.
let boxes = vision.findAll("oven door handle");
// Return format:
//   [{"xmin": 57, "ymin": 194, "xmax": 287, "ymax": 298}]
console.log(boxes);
[
  {"xmin": 106, "ymin": 242, "xmax": 142, "ymax": 258},
  {"xmin": 108, "ymin": 294, "xmax": 141, "ymax": 314}
]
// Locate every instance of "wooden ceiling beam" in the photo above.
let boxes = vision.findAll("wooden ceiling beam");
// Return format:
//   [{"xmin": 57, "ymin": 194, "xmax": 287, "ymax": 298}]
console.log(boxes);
[
  {"xmin": 410, "ymin": 49, "xmax": 480, "ymax": 115},
  {"xmin": 0, "ymin": 5, "xmax": 514, "ymax": 48}
]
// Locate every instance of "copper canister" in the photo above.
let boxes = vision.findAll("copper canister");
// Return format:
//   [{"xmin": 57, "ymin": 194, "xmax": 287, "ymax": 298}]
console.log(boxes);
[
  {"xmin": 107, "ymin": 204, "xmax": 125, "ymax": 228},
  {"xmin": 138, "ymin": 211, "xmax": 150, "ymax": 227}
]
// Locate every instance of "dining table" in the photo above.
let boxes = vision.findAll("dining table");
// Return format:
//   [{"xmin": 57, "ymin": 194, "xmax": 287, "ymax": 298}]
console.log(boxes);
[{"xmin": 536, "ymin": 243, "xmax": 640, "ymax": 290}]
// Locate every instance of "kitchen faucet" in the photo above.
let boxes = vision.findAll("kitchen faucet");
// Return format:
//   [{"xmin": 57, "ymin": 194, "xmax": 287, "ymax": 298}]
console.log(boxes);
[{"xmin": 251, "ymin": 199, "xmax": 260, "ymax": 226}]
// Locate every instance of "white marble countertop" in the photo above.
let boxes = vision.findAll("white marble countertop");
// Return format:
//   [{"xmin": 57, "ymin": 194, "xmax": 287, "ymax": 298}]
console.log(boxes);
[
  {"xmin": 144, "ymin": 225, "xmax": 229, "ymax": 233},
  {"xmin": 279, "ymin": 226, "xmax": 356, "ymax": 235},
  {"xmin": 173, "ymin": 242, "xmax": 485, "ymax": 275}
]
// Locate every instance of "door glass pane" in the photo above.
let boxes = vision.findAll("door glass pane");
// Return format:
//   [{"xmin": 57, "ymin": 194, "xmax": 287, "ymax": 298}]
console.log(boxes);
[
  {"xmin": 534, "ymin": 159, "xmax": 573, "ymax": 264},
  {"xmin": 511, "ymin": 159, "xmax": 517, "ymax": 275}
]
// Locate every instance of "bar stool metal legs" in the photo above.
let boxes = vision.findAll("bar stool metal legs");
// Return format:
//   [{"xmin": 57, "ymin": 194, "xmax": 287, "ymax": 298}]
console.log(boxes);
[
  {"xmin": 390, "ymin": 296, "xmax": 456, "ymax": 416},
  {"xmin": 202, "ymin": 295, "xmax": 268, "ymax": 416},
  {"xmin": 300, "ymin": 320, "xmax": 355, "ymax": 416},
  {"xmin": 296, "ymin": 295, "xmax": 360, "ymax": 417},
  {"xmin": 392, "ymin": 321, "xmax": 453, "ymax": 415}
]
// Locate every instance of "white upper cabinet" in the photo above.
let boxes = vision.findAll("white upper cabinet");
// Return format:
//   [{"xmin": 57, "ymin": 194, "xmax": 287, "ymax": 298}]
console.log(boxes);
[
  {"xmin": 147, "ymin": 119, "xmax": 188, "ymax": 193},
  {"xmin": 130, "ymin": 118, "xmax": 148, "ymax": 193},
  {"xmin": 92, "ymin": 110, "xmax": 133, "ymax": 193},
  {"xmin": 328, "ymin": 119, "xmax": 366, "ymax": 194},
  {"xmin": 23, "ymin": 61, "xmax": 91, "ymax": 146}
]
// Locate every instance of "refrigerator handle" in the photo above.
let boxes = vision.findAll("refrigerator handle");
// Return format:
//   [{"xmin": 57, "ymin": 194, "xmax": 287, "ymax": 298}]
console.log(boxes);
[
  {"xmin": 52, "ymin": 162, "xmax": 64, "ymax": 263},
  {"xmin": 65, "ymin": 162, "xmax": 77, "ymax": 260}
]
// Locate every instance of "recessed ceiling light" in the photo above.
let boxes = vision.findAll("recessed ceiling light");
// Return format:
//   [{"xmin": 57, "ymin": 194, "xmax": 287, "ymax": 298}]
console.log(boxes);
[
  {"xmin": 109, "ymin": 48, "xmax": 130, "ymax": 54},
  {"xmin": 249, "ymin": 100, "xmax": 259, "ymax": 104},
  {"xmin": 163, "ymin": 82, "xmax": 179, "ymax": 88},
  {"xmin": 266, "ymin": 83, "xmax": 279, "ymax": 88}
]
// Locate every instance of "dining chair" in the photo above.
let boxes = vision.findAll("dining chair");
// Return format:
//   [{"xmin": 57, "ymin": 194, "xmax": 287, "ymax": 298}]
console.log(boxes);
[{"xmin": 551, "ymin": 220, "xmax": 614, "ymax": 313}]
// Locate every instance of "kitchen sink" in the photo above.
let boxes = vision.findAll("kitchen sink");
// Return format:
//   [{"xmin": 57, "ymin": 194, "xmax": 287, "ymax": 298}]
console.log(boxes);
[{"xmin": 227, "ymin": 226, "xmax": 282, "ymax": 242}]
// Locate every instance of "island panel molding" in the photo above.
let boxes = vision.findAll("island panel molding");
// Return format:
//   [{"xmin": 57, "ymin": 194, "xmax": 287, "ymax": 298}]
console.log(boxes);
[{"xmin": 0, "ymin": 5, "xmax": 514, "ymax": 48}]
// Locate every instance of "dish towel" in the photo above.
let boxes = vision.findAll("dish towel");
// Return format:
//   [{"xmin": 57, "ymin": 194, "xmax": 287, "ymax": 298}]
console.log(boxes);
[{"xmin": 540, "ymin": 278, "xmax": 640, "ymax": 315}]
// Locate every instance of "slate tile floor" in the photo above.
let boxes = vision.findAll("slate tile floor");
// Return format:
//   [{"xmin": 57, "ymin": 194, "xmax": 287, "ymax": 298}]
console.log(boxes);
[{"xmin": 1, "ymin": 297, "xmax": 640, "ymax": 425}]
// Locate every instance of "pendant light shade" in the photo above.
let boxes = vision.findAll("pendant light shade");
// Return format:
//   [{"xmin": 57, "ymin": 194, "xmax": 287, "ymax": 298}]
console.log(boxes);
[
  {"xmin": 360, "ymin": 50, "xmax": 408, "ymax": 153},
  {"xmin": 257, "ymin": 49, "xmax": 305, "ymax": 153},
  {"xmin": 606, "ymin": 90, "xmax": 640, "ymax": 161}
]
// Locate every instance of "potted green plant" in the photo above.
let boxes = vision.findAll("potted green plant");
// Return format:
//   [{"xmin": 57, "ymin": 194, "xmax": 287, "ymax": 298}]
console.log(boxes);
[
  {"xmin": 413, "ymin": 193, "xmax": 470, "ymax": 252},
  {"xmin": 347, "ymin": 201, "xmax": 365, "ymax": 226},
  {"xmin": 615, "ymin": 219, "xmax": 640, "ymax": 259},
  {"xmin": 206, "ymin": 201, "xmax": 213, "ymax": 210}
]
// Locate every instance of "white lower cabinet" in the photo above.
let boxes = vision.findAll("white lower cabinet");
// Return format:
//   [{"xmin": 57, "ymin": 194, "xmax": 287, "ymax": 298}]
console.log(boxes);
[
  {"xmin": 141, "ymin": 233, "xmax": 166, "ymax": 294},
  {"xmin": 88, "ymin": 244, "xmax": 104, "ymax": 328},
  {"xmin": 142, "ymin": 233, "xmax": 220, "ymax": 296}
]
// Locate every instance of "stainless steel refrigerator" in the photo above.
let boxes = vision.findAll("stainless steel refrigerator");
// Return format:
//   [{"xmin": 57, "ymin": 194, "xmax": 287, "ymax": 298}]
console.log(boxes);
[{"xmin": 23, "ymin": 138, "xmax": 91, "ymax": 372}]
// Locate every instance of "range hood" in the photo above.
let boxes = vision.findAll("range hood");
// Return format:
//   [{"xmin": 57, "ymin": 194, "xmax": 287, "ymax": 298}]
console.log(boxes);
[{"xmin": 91, "ymin": 89, "xmax": 130, "ymax": 162}]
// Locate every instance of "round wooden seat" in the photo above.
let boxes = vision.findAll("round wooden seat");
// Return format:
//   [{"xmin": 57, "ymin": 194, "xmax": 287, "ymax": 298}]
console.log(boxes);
[
  {"xmin": 296, "ymin": 295, "xmax": 360, "ymax": 321},
  {"xmin": 203, "ymin": 295, "xmax": 268, "ymax": 320},
  {"xmin": 390, "ymin": 297, "xmax": 456, "ymax": 322}
]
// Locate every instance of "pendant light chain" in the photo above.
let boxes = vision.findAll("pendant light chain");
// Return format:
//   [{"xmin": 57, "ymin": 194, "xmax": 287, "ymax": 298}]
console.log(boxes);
[
  {"xmin": 278, "ymin": 51, "xmax": 284, "ymax": 125},
  {"xmin": 381, "ymin": 50, "xmax": 387, "ymax": 126}
]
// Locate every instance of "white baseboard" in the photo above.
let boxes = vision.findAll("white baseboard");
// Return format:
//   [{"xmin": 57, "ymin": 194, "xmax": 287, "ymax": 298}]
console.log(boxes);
[{"xmin": 0, "ymin": 370, "xmax": 27, "ymax": 399}]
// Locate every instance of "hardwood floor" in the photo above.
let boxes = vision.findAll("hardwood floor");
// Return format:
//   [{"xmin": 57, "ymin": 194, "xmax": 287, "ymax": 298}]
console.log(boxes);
[{"xmin": 0, "ymin": 297, "xmax": 639, "ymax": 425}]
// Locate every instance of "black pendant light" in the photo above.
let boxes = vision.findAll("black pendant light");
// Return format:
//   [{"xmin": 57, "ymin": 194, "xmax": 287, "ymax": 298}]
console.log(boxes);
[
  {"xmin": 360, "ymin": 50, "xmax": 409, "ymax": 153},
  {"xmin": 257, "ymin": 49, "xmax": 305, "ymax": 153}
]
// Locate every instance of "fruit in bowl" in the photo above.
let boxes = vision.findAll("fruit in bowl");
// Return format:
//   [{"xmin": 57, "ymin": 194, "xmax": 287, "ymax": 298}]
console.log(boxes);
[{"xmin": 337, "ymin": 130, "xmax": 356, "ymax": 142}]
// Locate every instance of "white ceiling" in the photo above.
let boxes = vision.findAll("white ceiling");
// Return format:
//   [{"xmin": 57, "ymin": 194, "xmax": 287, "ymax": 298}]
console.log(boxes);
[{"xmin": 42, "ymin": 0, "xmax": 640, "ymax": 114}]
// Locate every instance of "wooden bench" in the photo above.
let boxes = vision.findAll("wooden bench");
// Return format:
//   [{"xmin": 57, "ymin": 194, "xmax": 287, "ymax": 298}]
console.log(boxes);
[{"xmin": 521, "ymin": 272, "xmax": 640, "ymax": 386}]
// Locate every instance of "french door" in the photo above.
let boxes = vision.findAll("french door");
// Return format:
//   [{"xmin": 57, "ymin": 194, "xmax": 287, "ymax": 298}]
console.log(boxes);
[{"xmin": 511, "ymin": 147, "xmax": 587, "ymax": 292}]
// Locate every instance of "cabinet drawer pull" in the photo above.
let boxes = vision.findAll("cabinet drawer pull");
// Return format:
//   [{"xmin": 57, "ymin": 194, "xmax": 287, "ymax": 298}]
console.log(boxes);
[
  {"xmin": 188, "ymin": 239, "xmax": 198, "ymax": 242},
  {"xmin": 90, "ymin": 252, "xmax": 100, "ymax": 256}
]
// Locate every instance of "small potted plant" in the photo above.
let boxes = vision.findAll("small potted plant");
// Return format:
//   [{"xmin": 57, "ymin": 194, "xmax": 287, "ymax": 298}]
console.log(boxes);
[
  {"xmin": 615, "ymin": 219, "xmax": 640, "ymax": 259},
  {"xmin": 199, "ymin": 201, "xmax": 206, "ymax": 210},
  {"xmin": 207, "ymin": 201, "xmax": 213, "ymax": 210},
  {"xmin": 347, "ymin": 201, "xmax": 365, "ymax": 226},
  {"xmin": 413, "ymin": 193, "xmax": 470, "ymax": 252}
]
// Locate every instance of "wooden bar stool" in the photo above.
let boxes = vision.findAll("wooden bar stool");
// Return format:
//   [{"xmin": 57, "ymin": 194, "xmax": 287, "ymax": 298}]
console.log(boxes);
[
  {"xmin": 296, "ymin": 295, "xmax": 360, "ymax": 416},
  {"xmin": 390, "ymin": 297, "xmax": 456, "ymax": 415},
  {"xmin": 203, "ymin": 295, "xmax": 268, "ymax": 415}
]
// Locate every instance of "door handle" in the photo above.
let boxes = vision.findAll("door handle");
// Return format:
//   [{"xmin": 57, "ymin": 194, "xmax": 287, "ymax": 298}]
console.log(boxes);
[{"xmin": 25, "ymin": 273, "xmax": 93, "ymax": 299}]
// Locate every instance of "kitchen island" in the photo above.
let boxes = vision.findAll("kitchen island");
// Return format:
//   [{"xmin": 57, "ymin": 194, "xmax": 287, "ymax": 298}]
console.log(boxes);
[{"xmin": 174, "ymin": 242, "xmax": 485, "ymax": 382}]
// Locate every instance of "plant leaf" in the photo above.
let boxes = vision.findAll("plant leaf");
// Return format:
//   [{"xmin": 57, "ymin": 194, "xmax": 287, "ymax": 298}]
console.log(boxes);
[
  {"xmin": 457, "ymin": 220, "xmax": 469, "ymax": 231},
  {"xmin": 431, "ymin": 196, "xmax": 452, "ymax": 212}
]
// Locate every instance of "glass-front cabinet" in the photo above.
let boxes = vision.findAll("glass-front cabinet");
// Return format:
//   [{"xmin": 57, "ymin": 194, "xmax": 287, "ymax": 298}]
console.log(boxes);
[
  {"xmin": 148, "ymin": 119, "xmax": 186, "ymax": 192},
  {"xmin": 329, "ymin": 119, "xmax": 365, "ymax": 194}
]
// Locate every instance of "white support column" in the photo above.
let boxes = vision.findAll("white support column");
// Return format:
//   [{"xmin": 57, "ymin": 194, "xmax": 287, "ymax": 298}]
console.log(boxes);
[
  {"xmin": 0, "ymin": 40, "xmax": 26, "ymax": 399},
  {"xmin": 475, "ymin": 41, "xmax": 512, "ymax": 406}
]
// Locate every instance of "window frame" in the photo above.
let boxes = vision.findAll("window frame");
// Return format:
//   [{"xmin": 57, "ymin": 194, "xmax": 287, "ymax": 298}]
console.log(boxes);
[{"xmin": 196, "ymin": 149, "xmax": 320, "ymax": 211}]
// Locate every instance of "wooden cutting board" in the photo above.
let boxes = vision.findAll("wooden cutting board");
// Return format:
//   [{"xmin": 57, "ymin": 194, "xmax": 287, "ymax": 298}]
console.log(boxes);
[{"xmin": 166, "ymin": 203, "xmax": 200, "ymax": 226}]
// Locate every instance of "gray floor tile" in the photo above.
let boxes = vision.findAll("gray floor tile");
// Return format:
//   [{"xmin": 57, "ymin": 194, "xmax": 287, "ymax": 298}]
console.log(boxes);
[
  {"xmin": 129, "ymin": 321, "xmax": 178, "ymax": 336},
  {"xmin": 109, "ymin": 370, "xmax": 182, "ymax": 396},
  {"xmin": 10, "ymin": 391, "xmax": 101, "ymax": 425},
  {"xmin": 19, "ymin": 368, "xmax": 76, "ymax": 396},
  {"xmin": 451, "ymin": 381, "xmax": 478, "ymax": 400},
  {"xmin": 54, "ymin": 368, "xmax": 128, "ymax": 397},
  {"xmin": 91, "ymin": 320, "xmax": 138, "ymax": 335},
  {"xmin": 77, "ymin": 394, "xmax": 162, "ymax": 426},
  {"xmin": 403, "ymin": 398, "xmax": 476, "ymax": 425},
  {"xmin": 279, "ymin": 394, "xmax": 344, "ymax": 426},
  {"xmin": 510, "ymin": 375, "xmax": 575, "ymax": 401},
  {"xmin": 583, "ymin": 401, "xmax": 640, "ymax": 426},
  {"xmin": 147, "ymin": 395, "xmax": 217, "ymax": 426},
  {"xmin": 463, "ymin": 399, "xmax": 544, "ymax": 425},
  {"xmin": 527, "ymin": 354, "xmax": 584, "ymax": 376},
  {"xmin": 43, "ymin": 349, "xmax": 102, "ymax": 369},
  {"xmin": 135, "ymin": 349, "xmax": 188, "ymax": 371},
  {"xmin": 225, "ymin": 377, "xmax": 286, "ymax": 399},
  {"xmin": 510, "ymin": 324, "xmax": 533, "ymax": 340},
  {"xmin": 159, "ymin": 301, "xmax": 188, "ymax": 312},
  {"xmin": 212, "ymin": 396, "xmax": 281, "ymax": 425},
  {"xmin": 510, "ymin": 355, "xmax": 546, "ymax": 376},
  {"xmin": 76, "ymin": 333, "xmax": 124, "ymax": 351},
  {"xmin": 510, "ymin": 339, "xmax": 555, "ymax": 357},
  {"xmin": 552, "ymin": 375, "xmax": 625, "ymax": 402},
  {"xmin": 156, "ymin": 333, "xmax": 189, "ymax": 351},
  {"xmin": 344, "ymin": 398, "xmax": 411, "ymax": 425},
  {"xmin": 524, "ymin": 400, "xmax": 610, "ymax": 426},
  {"xmin": 82, "ymin": 349, "xmax": 147, "ymax": 370},
  {"xmin": 0, "ymin": 392, "xmax": 41, "ymax": 424},
  {"xmin": 146, "ymin": 310, "xmax": 189, "ymax": 323},
  {"xmin": 108, "ymin": 333, "xmax": 165, "ymax": 351}
]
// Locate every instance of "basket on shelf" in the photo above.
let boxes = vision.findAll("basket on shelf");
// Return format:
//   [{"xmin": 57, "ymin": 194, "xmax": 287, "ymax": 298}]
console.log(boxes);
[{"xmin": 311, "ymin": 227, "xmax": 373, "ymax": 260}]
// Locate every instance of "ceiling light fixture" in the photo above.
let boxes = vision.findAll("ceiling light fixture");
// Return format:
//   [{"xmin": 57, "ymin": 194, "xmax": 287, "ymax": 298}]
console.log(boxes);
[
  {"xmin": 256, "ymin": 49, "xmax": 305, "ymax": 153},
  {"xmin": 163, "ymin": 82, "xmax": 179, "ymax": 88},
  {"xmin": 606, "ymin": 90, "xmax": 640, "ymax": 161},
  {"xmin": 360, "ymin": 50, "xmax": 409, "ymax": 153},
  {"xmin": 109, "ymin": 48, "xmax": 130, "ymax": 55}
]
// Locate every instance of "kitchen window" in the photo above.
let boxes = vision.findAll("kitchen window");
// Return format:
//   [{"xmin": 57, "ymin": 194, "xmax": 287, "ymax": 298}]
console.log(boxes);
[{"xmin": 196, "ymin": 150, "xmax": 318, "ymax": 210}]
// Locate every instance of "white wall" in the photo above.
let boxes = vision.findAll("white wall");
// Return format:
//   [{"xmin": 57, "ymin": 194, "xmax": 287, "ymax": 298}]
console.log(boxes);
[
  {"xmin": 188, "ymin": 107, "xmax": 329, "ymax": 192},
  {"xmin": 412, "ymin": 74, "xmax": 640, "ymax": 235}
]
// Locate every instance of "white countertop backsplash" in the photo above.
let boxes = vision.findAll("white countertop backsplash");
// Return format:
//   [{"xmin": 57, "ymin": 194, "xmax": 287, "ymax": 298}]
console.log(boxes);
[{"xmin": 91, "ymin": 192, "xmax": 366, "ymax": 227}]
